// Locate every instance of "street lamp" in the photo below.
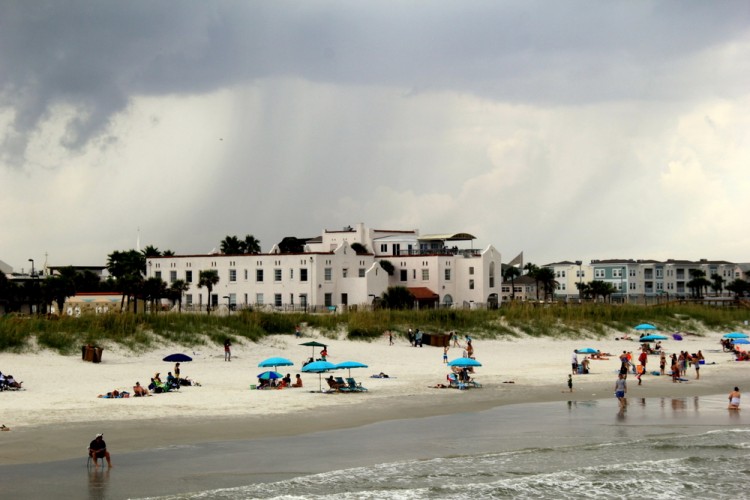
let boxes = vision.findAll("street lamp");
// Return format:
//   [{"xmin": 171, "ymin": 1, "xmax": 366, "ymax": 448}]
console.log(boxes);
[{"xmin": 28, "ymin": 258, "xmax": 36, "ymax": 314}]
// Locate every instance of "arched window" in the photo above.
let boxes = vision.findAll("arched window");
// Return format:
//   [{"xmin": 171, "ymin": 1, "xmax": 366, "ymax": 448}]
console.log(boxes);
[{"xmin": 489, "ymin": 262, "xmax": 496, "ymax": 288}]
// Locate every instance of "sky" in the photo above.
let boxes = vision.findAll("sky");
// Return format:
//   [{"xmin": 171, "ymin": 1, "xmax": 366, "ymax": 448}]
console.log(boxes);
[{"xmin": 2, "ymin": 1, "xmax": 750, "ymax": 272}]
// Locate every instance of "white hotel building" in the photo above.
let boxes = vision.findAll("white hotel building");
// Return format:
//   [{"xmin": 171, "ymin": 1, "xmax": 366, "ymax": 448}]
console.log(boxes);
[{"xmin": 146, "ymin": 223, "xmax": 502, "ymax": 311}]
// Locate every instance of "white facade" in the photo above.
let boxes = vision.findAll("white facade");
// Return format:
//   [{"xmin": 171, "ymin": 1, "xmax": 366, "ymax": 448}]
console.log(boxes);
[{"xmin": 146, "ymin": 223, "xmax": 502, "ymax": 311}]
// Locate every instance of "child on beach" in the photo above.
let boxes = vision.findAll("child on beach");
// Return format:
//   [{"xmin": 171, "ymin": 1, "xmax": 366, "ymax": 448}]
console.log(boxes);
[
  {"xmin": 443, "ymin": 346, "xmax": 449, "ymax": 364},
  {"xmin": 567, "ymin": 374, "xmax": 573, "ymax": 392}
]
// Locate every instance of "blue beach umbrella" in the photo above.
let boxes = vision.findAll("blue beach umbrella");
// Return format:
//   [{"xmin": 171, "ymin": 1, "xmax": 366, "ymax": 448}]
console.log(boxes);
[
  {"xmin": 335, "ymin": 360, "xmax": 368, "ymax": 378},
  {"xmin": 577, "ymin": 348, "xmax": 598, "ymax": 354},
  {"xmin": 447, "ymin": 357, "xmax": 482, "ymax": 368},
  {"xmin": 634, "ymin": 323, "xmax": 657, "ymax": 331},
  {"xmin": 724, "ymin": 332, "xmax": 749, "ymax": 339},
  {"xmin": 257, "ymin": 371, "xmax": 282, "ymax": 380},
  {"xmin": 732, "ymin": 339, "xmax": 750, "ymax": 345},
  {"xmin": 302, "ymin": 360, "xmax": 338, "ymax": 392},
  {"xmin": 639, "ymin": 334, "xmax": 668, "ymax": 342},
  {"xmin": 258, "ymin": 357, "xmax": 294, "ymax": 369}
]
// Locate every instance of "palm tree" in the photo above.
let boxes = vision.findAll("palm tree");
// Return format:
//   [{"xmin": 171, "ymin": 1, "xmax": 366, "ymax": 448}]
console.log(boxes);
[
  {"xmin": 524, "ymin": 263, "xmax": 541, "ymax": 300},
  {"xmin": 710, "ymin": 274, "xmax": 725, "ymax": 296},
  {"xmin": 502, "ymin": 266, "xmax": 521, "ymax": 300},
  {"xmin": 107, "ymin": 249, "xmax": 146, "ymax": 312},
  {"xmin": 535, "ymin": 267, "xmax": 557, "ymax": 301},
  {"xmin": 43, "ymin": 275, "xmax": 76, "ymax": 315},
  {"xmin": 168, "ymin": 279, "xmax": 190, "ymax": 312},
  {"xmin": 142, "ymin": 277, "xmax": 167, "ymax": 313},
  {"xmin": 220, "ymin": 236, "xmax": 243, "ymax": 254},
  {"xmin": 243, "ymin": 234, "xmax": 261, "ymax": 254},
  {"xmin": 162, "ymin": 249, "xmax": 175, "ymax": 256},
  {"xmin": 197, "ymin": 270, "xmax": 220, "ymax": 314},
  {"xmin": 141, "ymin": 245, "xmax": 161, "ymax": 258},
  {"xmin": 687, "ymin": 269, "xmax": 712, "ymax": 298}
]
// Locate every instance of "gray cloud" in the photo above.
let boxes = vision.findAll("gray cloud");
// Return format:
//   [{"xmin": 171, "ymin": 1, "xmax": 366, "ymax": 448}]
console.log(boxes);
[{"xmin": 2, "ymin": 1, "xmax": 748, "ymax": 165}]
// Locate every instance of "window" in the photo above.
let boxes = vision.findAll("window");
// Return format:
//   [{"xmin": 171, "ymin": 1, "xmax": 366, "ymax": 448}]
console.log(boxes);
[
  {"xmin": 469, "ymin": 279, "xmax": 475, "ymax": 290},
  {"xmin": 186, "ymin": 270, "xmax": 193, "ymax": 283},
  {"xmin": 612, "ymin": 269, "xmax": 622, "ymax": 278},
  {"xmin": 274, "ymin": 269, "xmax": 282, "ymax": 282},
  {"xmin": 289, "ymin": 269, "xmax": 294, "ymax": 280},
  {"xmin": 392, "ymin": 244, "xmax": 400, "ymax": 256},
  {"xmin": 300, "ymin": 268, "xmax": 308, "ymax": 282},
  {"xmin": 300, "ymin": 294, "xmax": 307, "ymax": 307},
  {"xmin": 359, "ymin": 268, "xmax": 365, "ymax": 278},
  {"xmin": 469, "ymin": 267, "xmax": 475, "ymax": 275},
  {"xmin": 324, "ymin": 293, "xmax": 332, "ymax": 307},
  {"xmin": 341, "ymin": 293, "xmax": 348, "ymax": 305},
  {"xmin": 186, "ymin": 294, "xmax": 193, "ymax": 306},
  {"xmin": 256, "ymin": 269, "xmax": 264, "ymax": 282},
  {"xmin": 274, "ymin": 294, "xmax": 282, "ymax": 307},
  {"xmin": 155, "ymin": 271, "xmax": 162, "ymax": 280},
  {"xmin": 445, "ymin": 268, "xmax": 451, "ymax": 280},
  {"xmin": 380, "ymin": 244, "xmax": 387, "ymax": 252},
  {"xmin": 324, "ymin": 268, "xmax": 332, "ymax": 281},
  {"xmin": 256, "ymin": 293, "xmax": 264, "ymax": 305},
  {"xmin": 656, "ymin": 268, "xmax": 663, "ymax": 278},
  {"xmin": 170, "ymin": 271, "xmax": 177, "ymax": 283},
  {"xmin": 229, "ymin": 269, "xmax": 237, "ymax": 282},
  {"xmin": 400, "ymin": 269, "xmax": 407, "ymax": 282},
  {"xmin": 422, "ymin": 269, "xmax": 429, "ymax": 280},
  {"xmin": 595, "ymin": 269, "xmax": 605, "ymax": 279},
  {"xmin": 342, "ymin": 268, "xmax": 348, "ymax": 278}
]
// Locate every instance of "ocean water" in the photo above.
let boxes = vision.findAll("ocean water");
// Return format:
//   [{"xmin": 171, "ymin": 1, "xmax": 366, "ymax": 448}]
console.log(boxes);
[{"xmin": 2, "ymin": 394, "xmax": 748, "ymax": 499}]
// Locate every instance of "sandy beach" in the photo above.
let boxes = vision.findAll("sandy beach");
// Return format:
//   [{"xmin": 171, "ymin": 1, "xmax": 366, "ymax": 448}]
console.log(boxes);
[{"xmin": 0, "ymin": 329, "xmax": 744, "ymax": 466}]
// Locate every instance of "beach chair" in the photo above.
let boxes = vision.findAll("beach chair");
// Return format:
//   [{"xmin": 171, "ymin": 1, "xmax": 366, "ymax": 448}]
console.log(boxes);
[
  {"xmin": 346, "ymin": 378, "xmax": 367, "ymax": 392},
  {"xmin": 447, "ymin": 373, "xmax": 466, "ymax": 390}
]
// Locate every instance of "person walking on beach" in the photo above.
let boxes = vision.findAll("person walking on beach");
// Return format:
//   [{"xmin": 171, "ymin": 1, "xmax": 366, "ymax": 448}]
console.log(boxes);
[
  {"xmin": 452, "ymin": 331, "xmax": 461, "ymax": 348},
  {"xmin": 388, "ymin": 330, "xmax": 394, "ymax": 345},
  {"xmin": 615, "ymin": 374, "xmax": 627, "ymax": 409},
  {"xmin": 728, "ymin": 387, "xmax": 741, "ymax": 410},
  {"xmin": 408, "ymin": 329, "xmax": 414, "ymax": 346},
  {"xmin": 224, "ymin": 339, "xmax": 231, "ymax": 362},
  {"xmin": 88, "ymin": 433, "xmax": 113, "ymax": 468},
  {"xmin": 415, "ymin": 329, "xmax": 423, "ymax": 347}
]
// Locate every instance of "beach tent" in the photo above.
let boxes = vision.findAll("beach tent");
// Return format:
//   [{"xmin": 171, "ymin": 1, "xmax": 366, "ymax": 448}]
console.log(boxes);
[{"xmin": 300, "ymin": 341, "xmax": 328, "ymax": 358}]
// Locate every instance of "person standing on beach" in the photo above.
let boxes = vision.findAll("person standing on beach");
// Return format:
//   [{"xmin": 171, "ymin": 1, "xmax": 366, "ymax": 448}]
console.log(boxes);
[
  {"xmin": 174, "ymin": 362, "xmax": 181, "ymax": 382},
  {"xmin": 224, "ymin": 339, "xmax": 231, "ymax": 362},
  {"xmin": 660, "ymin": 352, "xmax": 666, "ymax": 375},
  {"xmin": 452, "ymin": 331, "xmax": 461, "ymax": 348},
  {"xmin": 415, "ymin": 329, "xmax": 423, "ymax": 347},
  {"xmin": 388, "ymin": 331, "xmax": 394, "ymax": 345},
  {"xmin": 572, "ymin": 350, "xmax": 579, "ymax": 374},
  {"xmin": 443, "ymin": 346, "xmax": 449, "ymax": 364},
  {"xmin": 615, "ymin": 374, "xmax": 627, "ymax": 409},
  {"xmin": 408, "ymin": 329, "xmax": 414, "ymax": 346},
  {"xmin": 728, "ymin": 387, "xmax": 741, "ymax": 410},
  {"xmin": 567, "ymin": 374, "xmax": 573, "ymax": 393},
  {"xmin": 619, "ymin": 351, "xmax": 629, "ymax": 377}
]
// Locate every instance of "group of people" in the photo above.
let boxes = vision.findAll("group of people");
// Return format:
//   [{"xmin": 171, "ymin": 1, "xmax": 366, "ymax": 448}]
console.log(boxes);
[
  {"xmin": 0, "ymin": 371, "xmax": 22, "ymax": 390},
  {"xmin": 257, "ymin": 373, "xmax": 303, "ymax": 389},
  {"xmin": 407, "ymin": 328, "xmax": 424, "ymax": 347}
]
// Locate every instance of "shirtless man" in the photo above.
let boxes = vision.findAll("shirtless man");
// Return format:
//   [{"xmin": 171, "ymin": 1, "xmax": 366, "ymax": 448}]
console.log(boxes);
[{"xmin": 728, "ymin": 387, "xmax": 741, "ymax": 410}]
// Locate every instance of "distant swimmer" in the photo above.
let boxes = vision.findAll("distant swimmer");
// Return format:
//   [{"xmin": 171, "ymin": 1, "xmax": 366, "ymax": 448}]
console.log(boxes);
[{"xmin": 728, "ymin": 387, "xmax": 741, "ymax": 410}]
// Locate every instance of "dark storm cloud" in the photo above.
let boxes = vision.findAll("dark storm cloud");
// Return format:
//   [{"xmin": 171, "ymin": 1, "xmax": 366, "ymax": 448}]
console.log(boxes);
[{"xmin": 1, "ymin": 0, "xmax": 747, "ymax": 165}]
